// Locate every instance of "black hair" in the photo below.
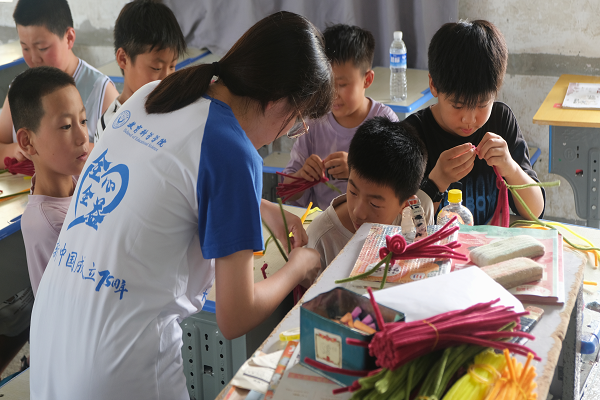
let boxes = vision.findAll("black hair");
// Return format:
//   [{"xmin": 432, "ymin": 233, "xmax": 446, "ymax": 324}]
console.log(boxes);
[
  {"xmin": 428, "ymin": 20, "xmax": 508, "ymax": 108},
  {"xmin": 114, "ymin": 0, "xmax": 186, "ymax": 68},
  {"xmin": 323, "ymin": 24, "xmax": 375, "ymax": 73},
  {"xmin": 13, "ymin": 0, "xmax": 73, "ymax": 38},
  {"xmin": 348, "ymin": 117, "xmax": 427, "ymax": 204},
  {"xmin": 9, "ymin": 66, "xmax": 76, "ymax": 133},
  {"xmin": 145, "ymin": 11, "xmax": 334, "ymax": 126}
]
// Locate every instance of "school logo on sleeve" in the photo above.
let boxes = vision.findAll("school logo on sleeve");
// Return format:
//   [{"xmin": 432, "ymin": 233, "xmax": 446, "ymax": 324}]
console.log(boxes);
[
  {"xmin": 67, "ymin": 149, "xmax": 129, "ymax": 231},
  {"xmin": 112, "ymin": 109, "xmax": 131, "ymax": 129}
]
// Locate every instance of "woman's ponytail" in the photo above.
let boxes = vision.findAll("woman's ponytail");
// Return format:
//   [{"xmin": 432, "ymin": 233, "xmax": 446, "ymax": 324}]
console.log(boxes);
[
  {"xmin": 145, "ymin": 63, "xmax": 217, "ymax": 114},
  {"xmin": 145, "ymin": 11, "xmax": 334, "ymax": 119}
]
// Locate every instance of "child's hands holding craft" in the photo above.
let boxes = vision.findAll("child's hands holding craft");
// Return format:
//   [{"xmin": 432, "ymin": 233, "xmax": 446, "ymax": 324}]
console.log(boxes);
[
  {"xmin": 428, "ymin": 143, "xmax": 476, "ymax": 192},
  {"xmin": 298, "ymin": 154, "xmax": 325, "ymax": 182},
  {"xmin": 476, "ymin": 132, "xmax": 519, "ymax": 178},
  {"xmin": 323, "ymin": 151, "xmax": 349, "ymax": 179}
]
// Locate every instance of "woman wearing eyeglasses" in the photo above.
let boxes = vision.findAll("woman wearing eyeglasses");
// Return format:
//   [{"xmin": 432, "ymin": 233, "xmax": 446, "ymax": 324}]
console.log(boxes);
[{"xmin": 29, "ymin": 12, "xmax": 333, "ymax": 400}]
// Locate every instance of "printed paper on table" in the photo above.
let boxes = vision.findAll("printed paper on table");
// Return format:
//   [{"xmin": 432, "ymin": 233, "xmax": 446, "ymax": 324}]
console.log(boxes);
[
  {"xmin": 348, "ymin": 224, "xmax": 454, "ymax": 288},
  {"xmin": 562, "ymin": 82, "xmax": 600, "ymax": 109}
]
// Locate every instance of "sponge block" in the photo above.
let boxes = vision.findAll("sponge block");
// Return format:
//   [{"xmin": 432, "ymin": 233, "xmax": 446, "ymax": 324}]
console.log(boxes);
[
  {"xmin": 469, "ymin": 235, "xmax": 545, "ymax": 267},
  {"xmin": 481, "ymin": 257, "xmax": 544, "ymax": 289}
]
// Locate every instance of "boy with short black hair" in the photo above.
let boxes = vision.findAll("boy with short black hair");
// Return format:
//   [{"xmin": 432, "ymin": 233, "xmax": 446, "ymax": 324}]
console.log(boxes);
[
  {"xmin": 95, "ymin": 0, "xmax": 186, "ymax": 142},
  {"xmin": 13, "ymin": 67, "xmax": 89, "ymax": 295},
  {"xmin": 0, "ymin": 0, "xmax": 118, "ymax": 168},
  {"xmin": 283, "ymin": 24, "xmax": 398, "ymax": 210},
  {"xmin": 406, "ymin": 20, "xmax": 544, "ymax": 225},
  {"xmin": 307, "ymin": 117, "xmax": 432, "ymax": 271}
]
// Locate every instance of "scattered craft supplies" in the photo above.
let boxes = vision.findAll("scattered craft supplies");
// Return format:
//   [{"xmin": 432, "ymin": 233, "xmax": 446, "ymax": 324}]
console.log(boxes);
[
  {"xmin": 328, "ymin": 288, "xmax": 537, "ymax": 399},
  {"xmin": 339, "ymin": 218, "xmax": 467, "ymax": 289},
  {"xmin": 454, "ymin": 225, "xmax": 564, "ymax": 305}
]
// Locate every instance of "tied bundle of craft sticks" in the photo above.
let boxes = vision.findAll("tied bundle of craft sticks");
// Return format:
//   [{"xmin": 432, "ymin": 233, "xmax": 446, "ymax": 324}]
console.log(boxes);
[
  {"xmin": 325, "ymin": 289, "xmax": 539, "ymax": 400},
  {"xmin": 1, "ymin": 157, "xmax": 35, "ymax": 176},
  {"xmin": 275, "ymin": 171, "xmax": 341, "ymax": 202},
  {"xmin": 336, "ymin": 216, "xmax": 469, "ymax": 289}
]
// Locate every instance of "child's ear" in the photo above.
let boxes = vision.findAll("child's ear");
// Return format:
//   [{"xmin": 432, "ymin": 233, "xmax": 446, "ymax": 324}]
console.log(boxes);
[
  {"xmin": 16, "ymin": 128, "xmax": 37, "ymax": 156},
  {"xmin": 65, "ymin": 27, "xmax": 76, "ymax": 50},
  {"xmin": 428, "ymin": 74, "xmax": 438, "ymax": 97},
  {"xmin": 364, "ymin": 70, "xmax": 375, "ymax": 89},
  {"xmin": 116, "ymin": 48, "xmax": 129, "ymax": 71}
]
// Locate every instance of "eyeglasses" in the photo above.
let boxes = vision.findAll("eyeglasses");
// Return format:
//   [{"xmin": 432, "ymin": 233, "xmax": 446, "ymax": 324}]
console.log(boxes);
[{"xmin": 287, "ymin": 114, "xmax": 309, "ymax": 139}]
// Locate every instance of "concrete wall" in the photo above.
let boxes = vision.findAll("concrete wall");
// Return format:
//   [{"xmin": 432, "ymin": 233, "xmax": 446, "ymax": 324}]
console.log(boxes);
[
  {"xmin": 0, "ymin": 0, "xmax": 128, "ymax": 67},
  {"xmin": 459, "ymin": 0, "xmax": 600, "ymax": 223}
]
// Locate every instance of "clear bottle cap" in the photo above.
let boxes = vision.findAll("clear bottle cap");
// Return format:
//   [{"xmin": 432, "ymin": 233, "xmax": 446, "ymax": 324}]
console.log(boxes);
[
  {"xmin": 448, "ymin": 189, "xmax": 462, "ymax": 203},
  {"xmin": 393, "ymin": 31, "xmax": 403, "ymax": 41}
]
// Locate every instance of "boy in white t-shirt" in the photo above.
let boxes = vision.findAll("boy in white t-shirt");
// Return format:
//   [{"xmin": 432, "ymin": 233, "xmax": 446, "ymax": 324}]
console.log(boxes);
[
  {"xmin": 283, "ymin": 24, "xmax": 398, "ymax": 209},
  {"xmin": 307, "ymin": 117, "xmax": 430, "ymax": 271},
  {"xmin": 13, "ymin": 67, "xmax": 89, "ymax": 296},
  {"xmin": 94, "ymin": 0, "xmax": 186, "ymax": 143}
]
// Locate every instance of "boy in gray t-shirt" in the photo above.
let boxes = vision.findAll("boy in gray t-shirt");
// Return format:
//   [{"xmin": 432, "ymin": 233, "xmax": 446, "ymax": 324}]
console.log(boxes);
[{"xmin": 283, "ymin": 24, "xmax": 398, "ymax": 210}]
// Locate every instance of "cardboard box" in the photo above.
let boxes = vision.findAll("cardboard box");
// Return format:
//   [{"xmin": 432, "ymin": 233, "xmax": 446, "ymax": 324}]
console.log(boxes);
[{"xmin": 300, "ymin": 287, "xmax": 404, "ymax": 386}]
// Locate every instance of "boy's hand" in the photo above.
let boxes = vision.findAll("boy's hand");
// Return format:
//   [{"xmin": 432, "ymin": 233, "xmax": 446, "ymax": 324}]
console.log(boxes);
[
  {"xmin": 323, "ymin": 151, "xmax": 349, "ymax": 179},
  {"xmin": 288, "ymin": 247, "xmax": 321, "ymax": 288},
  {"xmin": 429, "ymin": 143, "xmax": 476, "ymax": 191},
  {"xmin": 476, "ymin": 132, "xmax": 519, "ymax": 178},
  {"xmin": 299, "ymin": 154, "xmax": 325, "ymax": 182}
]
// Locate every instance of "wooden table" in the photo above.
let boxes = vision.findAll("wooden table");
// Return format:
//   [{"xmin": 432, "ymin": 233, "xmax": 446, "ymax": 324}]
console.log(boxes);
[{"xmin": 533, "ymin": 74, "xmax": 600, "ymax": 227}]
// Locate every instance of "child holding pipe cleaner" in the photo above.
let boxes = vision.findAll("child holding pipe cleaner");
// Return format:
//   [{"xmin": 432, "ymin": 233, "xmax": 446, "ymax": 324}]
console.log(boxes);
[
  {"xmin": 306, "ymin": 117, "xmax": 434, "ymax": 272},
  {"xmin": 405, "ymin": 20, "xmax": 545, "ymax": 225},
  {"xmin": 282, "ymin": 24, "xmax": 398, "ymax": 210}
]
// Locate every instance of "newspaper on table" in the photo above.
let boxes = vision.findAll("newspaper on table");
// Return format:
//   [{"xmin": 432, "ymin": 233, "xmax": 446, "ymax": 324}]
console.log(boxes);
[
  {"xmin": 562, "ymin": 82, "xmax": 600, "ymax": 109},
  {"xmin": 347, "ymin": 224, "xmax": 455, "ymax": 289}
]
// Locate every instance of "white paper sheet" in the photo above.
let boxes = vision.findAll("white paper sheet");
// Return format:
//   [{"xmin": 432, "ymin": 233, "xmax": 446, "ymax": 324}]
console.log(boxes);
[{"xmin": 370, "ymin": 266, "xmax": 524, "ymax": 322}]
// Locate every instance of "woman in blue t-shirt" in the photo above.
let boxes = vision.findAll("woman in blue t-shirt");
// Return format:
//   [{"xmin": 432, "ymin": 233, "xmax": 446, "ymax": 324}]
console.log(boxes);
[{"xmin": 30, "ymin": 11, "xmax": 334, "ymax": 400}]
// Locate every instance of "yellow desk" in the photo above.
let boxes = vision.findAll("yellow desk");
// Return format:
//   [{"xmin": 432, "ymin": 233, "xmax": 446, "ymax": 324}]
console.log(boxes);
[{"xmin": 533, "ymin": 74, "xmax": 600, "ymax": 227}]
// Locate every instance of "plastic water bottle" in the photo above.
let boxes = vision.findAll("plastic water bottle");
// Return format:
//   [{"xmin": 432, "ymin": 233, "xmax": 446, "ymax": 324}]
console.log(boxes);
[
  {"xmin": 437, "ymin": 189, "xmax": 474, "ymax": 226},
  {"xmin": 390, "ymin": 31, "xmax": 407, "ymax": 101},
  {"xmin": 401, "ymin": 207, "xmax": 416, "ymax": 236}
]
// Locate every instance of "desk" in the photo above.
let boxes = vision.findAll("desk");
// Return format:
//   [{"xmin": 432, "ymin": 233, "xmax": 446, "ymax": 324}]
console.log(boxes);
[
  {"xmin": 365, "ymin": 67, "xmax": 436, "ymax": 120},
  {"xmin": 217, "ymin": 223, "xmax": 598, "ymax": 400},
  {"xmin": 533, "ymin": 74, "xmax": 600, "ymax": 228}
]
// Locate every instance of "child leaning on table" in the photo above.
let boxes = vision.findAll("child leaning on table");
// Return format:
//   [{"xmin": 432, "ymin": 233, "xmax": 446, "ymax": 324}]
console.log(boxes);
[
  {"xmin": 13, "ymin": 67, "xmax": 90, "ymax": 296},
  {"xmin": 282, "ymin": 24, "xmax": 398, "ymax": 210},
  {"xmin": 94, "ymin": 0, "xmax": 186, "ymax": 143},
  {"xmin": 405, "ymin": 20, "xmax": 545, "ymax": 225},
  {"xmin": 307, "ymin": 117, "xmax": 431, "ymax": 272},
  {"xmin": 0, "ymin": 0, "xmax": 118, "ymax": 168}
]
